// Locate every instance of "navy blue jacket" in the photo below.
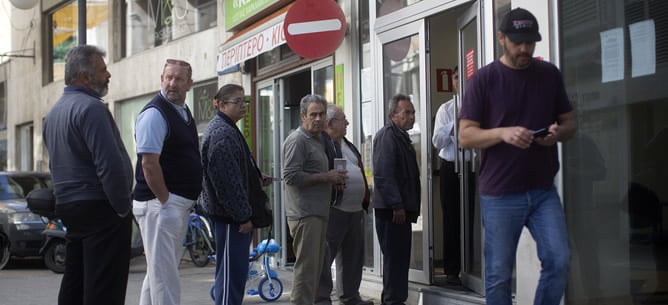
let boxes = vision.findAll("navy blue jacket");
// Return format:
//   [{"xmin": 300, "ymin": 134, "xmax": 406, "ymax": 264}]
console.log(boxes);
[
  {"xmin": 43, "ymin": 86, "xmax": 134, "ymax": 214},
  {"xmin": 371, "ymin": 122, "xmax": 421, "ymax": 222},
  {"xmin": 199, "ymin": 112, "xmax": 254, "ymax": 224}
]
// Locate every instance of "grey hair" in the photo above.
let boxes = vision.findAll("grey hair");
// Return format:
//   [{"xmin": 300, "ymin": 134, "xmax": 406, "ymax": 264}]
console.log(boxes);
[
  {"xmin": 326, "ymin": 104, "xmax": 342, "ymax": 121},
  {"xmin": 299, "ymin": 94, "xmax": 328, "ymax": 114},
  {"xmin": 388, "ymin": 94, "xmax": 411, "ymax": 116},
  {"xmin": 64, "ymin": 45, "xmax": 106, "ymax": 85}
]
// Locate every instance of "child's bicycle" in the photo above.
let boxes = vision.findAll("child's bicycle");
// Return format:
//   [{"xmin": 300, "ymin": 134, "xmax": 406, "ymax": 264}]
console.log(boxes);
[
  {"xmin": 183, "ymin": 211, "xmax": 215, "ymax": 267},
  {"xmin": 210, "ymin": 238, "xmax": 284, "ymax": 302}
]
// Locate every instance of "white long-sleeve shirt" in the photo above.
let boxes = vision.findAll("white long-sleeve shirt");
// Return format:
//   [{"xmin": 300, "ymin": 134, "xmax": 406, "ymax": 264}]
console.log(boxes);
[
  {"xmin": 432, "ymin": 96, "xmax": 471, "ymax": 162},
  {"xmin": 432, "ymin": 98, "xmax": 458, "ymax": 161}
]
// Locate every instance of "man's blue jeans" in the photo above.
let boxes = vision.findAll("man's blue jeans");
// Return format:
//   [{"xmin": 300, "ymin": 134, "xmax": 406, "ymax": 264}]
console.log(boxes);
[{"xmin": 480, "ymin": 187, "xmax": 570, "ymax": 305}]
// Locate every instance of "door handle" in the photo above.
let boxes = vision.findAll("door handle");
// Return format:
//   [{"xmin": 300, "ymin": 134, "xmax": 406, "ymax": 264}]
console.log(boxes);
[{"xmin": 453, "ymin": 94, "xmax": 461, "ymax": 174}]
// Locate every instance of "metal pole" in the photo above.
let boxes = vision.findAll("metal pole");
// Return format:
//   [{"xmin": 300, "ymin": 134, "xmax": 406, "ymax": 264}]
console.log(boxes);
[{"xmin": 78, "ymin": 0, "xmax": 86, "ymax": 45}]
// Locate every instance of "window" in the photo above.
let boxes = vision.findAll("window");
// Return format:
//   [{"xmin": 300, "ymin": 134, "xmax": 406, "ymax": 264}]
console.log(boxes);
[
  {"xmin": 192, "ymin": 80, "xmax": 218, "ymax": 131},
  {"xmin": 0, "ymin": 82, "xmax": 6, "ymax": 130},
  {"xmin": 358, "ymin": 0, "xmax": 374, "ymax": 270},
  {"xmin": 560, "ymin": 1, "xmax": 668, "ymax": 304},
  {"xmin": 313, "ymin": 66, "xmax": 333, "ymax": 103},
  {"xmin": 0, "ymin": 140, "xmax": 6, "ymax": 171},
  {"xmin": 376, "ymin": 0, "xmax": 423, "ymax": 17},
  {"xmin": 257, "ymin": 44, "xmax": 298, "ymax": 72},
  {"xmin": 115, "ymin": 83, "xmax": 208, "ymax": 169},
  {"xmin": 124, "ymin": 0, "xmax": 217, "ymax": 56},
  {"xmin": 48, "ymin": 0, "xmax": 110, "ymax": 82},
  {"xmin": 16, "ymin": 123, "xmax": 33, "ymax": 171}
]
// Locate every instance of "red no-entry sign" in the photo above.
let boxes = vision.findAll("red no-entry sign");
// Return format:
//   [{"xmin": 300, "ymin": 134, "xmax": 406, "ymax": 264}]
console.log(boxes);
[{"xmin": 283, "ymin": 0, "xmax": 346, "ymax": 59}]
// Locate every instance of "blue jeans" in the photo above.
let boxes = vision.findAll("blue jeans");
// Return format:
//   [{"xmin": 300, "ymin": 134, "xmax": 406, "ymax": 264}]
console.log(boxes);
[{"xmin": 480, "ymin": 187, "xmax": 570, "ymax": 305}]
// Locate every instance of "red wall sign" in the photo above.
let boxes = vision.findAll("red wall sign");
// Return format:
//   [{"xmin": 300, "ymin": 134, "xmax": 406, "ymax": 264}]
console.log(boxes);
[
  {"xmin": 465, "ymin": 48, "xmax": 476, "ymax": 80},
  {"xmin": 283, "ymin": 0, "xmax": 346, "ymax": 59},
  {"xmin": 436, "ymin": 68, "xmax": 454, "ymax": 92}
]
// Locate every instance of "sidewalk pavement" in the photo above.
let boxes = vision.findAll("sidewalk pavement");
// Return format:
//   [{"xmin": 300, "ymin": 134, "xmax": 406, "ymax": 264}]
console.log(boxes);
[{"xmin": 128, "ymin": 255, "xmax": 381, "ymax": 305}]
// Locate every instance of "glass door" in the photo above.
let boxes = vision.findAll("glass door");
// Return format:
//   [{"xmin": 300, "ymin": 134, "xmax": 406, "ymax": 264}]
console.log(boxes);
[
  {"xmin": 457, "ymin": 1, "xmax": 484, "ymax": 295},
  {"xmin": 256, "ymin": 80, "xmax": 287, "ymax": 266},
  {"xmin": 376, "ymin": 20, "xmax": 430, "ymax": 284},
  {"xmin": 258, "ymin": 63, "xmax": 333, "ymax": 267}
]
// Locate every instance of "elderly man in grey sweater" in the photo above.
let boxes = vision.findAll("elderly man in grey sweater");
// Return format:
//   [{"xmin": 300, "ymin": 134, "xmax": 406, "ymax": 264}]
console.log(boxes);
[{"xmin": 282, "ymin": 95, "xmax": 347, "ymax": 305}]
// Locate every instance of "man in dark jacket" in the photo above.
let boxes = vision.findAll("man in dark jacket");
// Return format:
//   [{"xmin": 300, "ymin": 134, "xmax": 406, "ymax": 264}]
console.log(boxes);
[
  {"xmin": 372, "ymin": 94, "xmax": 421, "ymax": 305},
  {"xmin": 315, "ymin": 105, "xmax": 373, "ymax": 305},
  {"xmin": 43, "ymin": 45, "xmax": 134, "ymax": 305}
]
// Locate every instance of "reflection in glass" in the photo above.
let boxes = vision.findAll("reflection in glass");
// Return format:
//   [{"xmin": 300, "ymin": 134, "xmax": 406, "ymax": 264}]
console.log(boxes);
[
  {"xmin": 192, "ymin": 81, "xmax": 218, "ymax": 123},
  {"xmin": 459, "ymin": 13, "xmax": 483, "ymax": 285},
  {"xmin": 560, "ymin": 1, "xmax": 668, "ymax": 304},
  {"xmin": 257, "ymin": 85, "xmax": 276, "ymax": 243},
  {"xmin": 493, "ymin": 0, "xmax": 510, "ymax": 59},
  {"xmin": 382, "ymin": 34, "xmax": 423, "ymax": 270},
  {"xmin": 258, "ymin": 48, "xmax": 280, "ymax": 69},
  {"xmin": 125, "ymin": 0, "xmax": 217, "ymax": 56},
  {"xmin": 115, "ymin": 95, "xmax": 153, "ymax": 168},
  {"xmin": 313, "ymin": 66, "xmax": 334, "ymax": 103},
  {"xmin": 0, "ymin": 82, "xmax": 6, "ymax": 130},
  {"xmin": 0, "ymin": 140, "xmax": 6, "ymax": 171},
  {"xmin": 51, "ymin": 0, "xmax": 109, "ymax": 81},
  {"xmin": 258, "ymin": 45, "xmax": 297, "ymax": 71},
  {"xmin": 357, "ymin": 0, "xmax": 375, "ymax": 270},
  {"xmin": 377, "ymin": 0, "xmax": 423, "ymax": 17}
]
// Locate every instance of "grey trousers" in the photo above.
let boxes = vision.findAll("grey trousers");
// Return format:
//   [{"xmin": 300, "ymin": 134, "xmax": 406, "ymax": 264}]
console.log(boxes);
[
  {"xmin": 315, "ymin": 208, "xmax": 366, "ymax": 305},
  {"xmin": 288, "ymin": 216, "xmax": 328, "ymax": 305}
]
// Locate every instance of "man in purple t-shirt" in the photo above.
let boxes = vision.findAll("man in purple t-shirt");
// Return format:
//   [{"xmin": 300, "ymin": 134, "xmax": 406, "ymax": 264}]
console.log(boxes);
[{"xmin": 458, "ymin": 8, "xmax": 577, "ymax": 305}]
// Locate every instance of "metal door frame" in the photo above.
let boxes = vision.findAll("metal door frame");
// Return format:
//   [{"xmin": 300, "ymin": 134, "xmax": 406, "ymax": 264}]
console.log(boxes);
[
  {"xmin": 254, "ymin": 58, "xmax": 334, "ymax": 267},
  {"xmin": 374, "ymin": 19, "xmax": 431, "ymax": 284},
  {"xmin": 457, "ymin": 0, "xmax": 485, "ymax": 295}
]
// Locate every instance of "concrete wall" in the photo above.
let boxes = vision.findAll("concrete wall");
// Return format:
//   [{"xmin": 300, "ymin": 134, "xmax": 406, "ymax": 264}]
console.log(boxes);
[{"xmin": 4, "ymin": 0, "xmax": 226, "ymax": 171}]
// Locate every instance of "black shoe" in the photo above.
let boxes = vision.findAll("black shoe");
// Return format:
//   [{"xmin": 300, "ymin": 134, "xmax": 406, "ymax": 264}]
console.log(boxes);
[
  {"xmin": 341, "ymin": 298, "xmax": 374, "ymax": 305},
  {"xmin": 445, "ymin": 275, "xmax": 462, "ymax": 286}
]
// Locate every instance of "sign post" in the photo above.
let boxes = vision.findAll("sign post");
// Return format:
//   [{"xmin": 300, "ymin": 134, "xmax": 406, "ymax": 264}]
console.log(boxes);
[{"xmin": 283, "ymin": 0, "xmax": 346, "ymax": 59}]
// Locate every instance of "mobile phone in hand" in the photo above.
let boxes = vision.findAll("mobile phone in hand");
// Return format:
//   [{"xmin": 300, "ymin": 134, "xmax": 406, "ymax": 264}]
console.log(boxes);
[{"xmin": 532, "ymin": 127, "xmax": 550, "ymax": 138}]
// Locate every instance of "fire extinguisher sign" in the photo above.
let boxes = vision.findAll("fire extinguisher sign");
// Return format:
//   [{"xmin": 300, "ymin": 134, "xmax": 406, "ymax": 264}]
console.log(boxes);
[{"xmin": 436, "ymin": 68, "xmax": 454, "ymax": 92}]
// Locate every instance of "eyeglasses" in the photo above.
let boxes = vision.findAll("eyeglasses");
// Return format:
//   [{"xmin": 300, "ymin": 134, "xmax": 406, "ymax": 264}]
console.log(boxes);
[
  {"xmin": 165, "ymin": 59, "xmax": 191, "ymax": 68},
  {"xmin": 223, "ymin": 98, "xmax": 250, "ymax": 105},
  {"xmin": 331, "ymin": 117, "xmax": 348, "ymax": 123},
  {"xmin": 164, "ymin": 59, "xmax": 192, "ymax": 75}
]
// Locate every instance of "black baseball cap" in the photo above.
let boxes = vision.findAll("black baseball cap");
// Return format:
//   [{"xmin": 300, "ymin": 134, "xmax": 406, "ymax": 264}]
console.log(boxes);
[{"xmin": 499, "ymin": 8, "xmax": 542, "ymax": 43}]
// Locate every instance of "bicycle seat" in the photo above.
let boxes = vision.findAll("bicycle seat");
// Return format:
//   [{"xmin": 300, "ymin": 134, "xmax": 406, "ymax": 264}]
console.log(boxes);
[{"xmin": 255, "ymin": 239, "xmax": 280, "ymax": 254}]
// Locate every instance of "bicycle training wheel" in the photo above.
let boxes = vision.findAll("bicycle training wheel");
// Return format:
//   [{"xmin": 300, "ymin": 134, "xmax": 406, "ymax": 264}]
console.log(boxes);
[
  {"xmin": 187, "ymin": 227, "xmax": 210, "ymax": 267},
  {"xmin": 258, "ymin": 277, "xmax": 283, "ymax": 302}
]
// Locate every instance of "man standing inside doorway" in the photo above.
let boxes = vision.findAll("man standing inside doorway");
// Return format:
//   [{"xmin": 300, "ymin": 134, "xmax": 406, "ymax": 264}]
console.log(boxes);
[
  {"xmin": 459, "ymin": 8, "xmax": 576, "ymax": 305},
  {"xmin": 373, "ymin": 94, "xmax": 421, "ymax": 305},
  {"xmin": 432, "ymin": 65, "xmax": 473, "ymax": 287}
]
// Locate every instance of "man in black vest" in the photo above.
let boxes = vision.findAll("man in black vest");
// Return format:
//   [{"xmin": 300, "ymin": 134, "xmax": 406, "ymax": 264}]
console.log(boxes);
[{"xmin": 132, "ymin": 59, "xmax": 203, "ymax": 305}]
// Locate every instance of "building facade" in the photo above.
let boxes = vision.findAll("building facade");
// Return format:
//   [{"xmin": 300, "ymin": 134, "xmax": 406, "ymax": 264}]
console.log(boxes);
[{"xmin": 1, "ymin": 0, "xmax": 667, "ymax": 304}]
